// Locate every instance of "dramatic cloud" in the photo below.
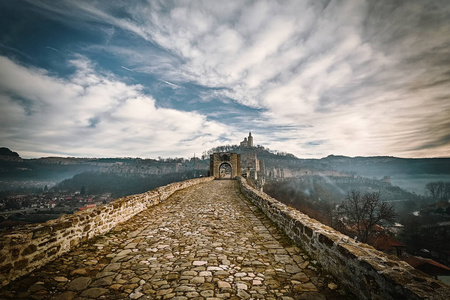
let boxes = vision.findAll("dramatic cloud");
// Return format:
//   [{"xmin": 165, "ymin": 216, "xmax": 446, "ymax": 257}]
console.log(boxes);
[
  {"xmin": 0, "ymin": 55, "xmax": 228, "ymax": 158},
  {"xmin": 0, "ymin": 0, "xmax": 449, "ymax": 158}
]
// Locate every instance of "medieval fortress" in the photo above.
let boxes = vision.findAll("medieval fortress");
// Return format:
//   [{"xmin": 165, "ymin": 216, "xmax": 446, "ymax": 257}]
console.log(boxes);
[
  {"xmin": 0, "ymin": 133, "xmax": 449, "ymax": 299},
  {"xmin": 210, "ymin": 132, "xmax": 265, "ymax": 189}
]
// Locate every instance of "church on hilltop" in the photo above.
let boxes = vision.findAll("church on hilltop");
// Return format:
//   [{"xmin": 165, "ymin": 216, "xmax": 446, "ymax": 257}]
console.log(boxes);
[
  {"xmin": 238, "ymin": 132, "xmax": 265, "ymax": 188},
  {"xmin": 240, "ymin": 132, "xmax": 253, "ymax": 148}
]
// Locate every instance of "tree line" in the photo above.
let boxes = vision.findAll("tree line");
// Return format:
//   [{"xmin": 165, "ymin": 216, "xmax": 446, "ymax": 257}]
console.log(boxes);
[
  {"xmin": 264, "ymin": 178, "xmax": 397, "ymax": 243},
  {"xmin": 425, "ymin": 181, "xmax": 450, "ymax": 200}
]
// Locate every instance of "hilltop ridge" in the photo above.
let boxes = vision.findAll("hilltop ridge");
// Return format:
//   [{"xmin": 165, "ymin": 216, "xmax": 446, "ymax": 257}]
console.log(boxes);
[
  {"xmin": 1, "ymin": 145, "xmax": 449, "ymax": 195},
  {"xmin": 0, "ymin": 148, "xmax": 20, "ymax": 157}
]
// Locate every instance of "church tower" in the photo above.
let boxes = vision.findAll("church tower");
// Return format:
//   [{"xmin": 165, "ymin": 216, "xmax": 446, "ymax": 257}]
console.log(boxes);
[{"xmin": 248, "ymin": 132, "xmax": 253, "ymax": 147}]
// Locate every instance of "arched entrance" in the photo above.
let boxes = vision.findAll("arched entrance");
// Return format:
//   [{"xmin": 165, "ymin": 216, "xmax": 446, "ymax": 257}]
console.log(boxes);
[
  {"xmin": 219, "ymin": 163, "xmax": 232, "ymax": 179},
  {"xmin": 210, "ymin": 152, "xmax": 241, "ymax": 179}
]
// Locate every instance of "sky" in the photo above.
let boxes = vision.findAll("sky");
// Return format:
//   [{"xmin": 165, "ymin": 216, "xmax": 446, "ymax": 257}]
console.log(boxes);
[{"xmin": 0, "ymin": 0, "xmax": 449, "ymax": 159}]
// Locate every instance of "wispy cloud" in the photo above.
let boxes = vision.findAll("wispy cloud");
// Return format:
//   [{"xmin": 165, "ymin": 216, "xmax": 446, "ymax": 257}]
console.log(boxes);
[
  {"xmin": 4, "ymin": 0, "xmax": 450, "ymax": 158},
  {"xmin": 45, "ymin": 46, "xmax": 59, "ymax": 52},
  {"xmin": 120, "ymin": 66, "xmax": 133, "ymax": 72},
  {"xmin": 160, "ymin": 80, "xmax": 182, "ymax": 89}
]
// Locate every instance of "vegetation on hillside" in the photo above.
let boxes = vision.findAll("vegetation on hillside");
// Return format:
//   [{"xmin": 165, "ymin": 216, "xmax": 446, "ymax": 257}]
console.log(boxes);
[
  {"xmin": 338, "ymin": 190, "xmax": 396, "ymax": 243},
  {"xmin": 426, "ymin": 181, "xmax": 450, "ymax": 200},
  {"xmin": 264, "ymin": 176, "xmax": 450, "ymax": 267},
  {"xmin": 55, "ymin": 170, "xmax": 207, "ymax": 198}
]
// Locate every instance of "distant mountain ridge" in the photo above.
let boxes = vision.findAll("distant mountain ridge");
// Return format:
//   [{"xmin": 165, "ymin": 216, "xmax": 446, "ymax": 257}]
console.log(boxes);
[
  {"xmin": 231, "ymin": 147, "xmax": 450, "ymax": 175},
  {"xmin": 301, "ymin": 155, "xmax": 450, "ymax": 176},
  {"xmin": 1, "ymin": 146, "xmax": 449, "ymax": 186},
  {"xmin": 0, "ymin": 147, "xmax": 20, "ymax": 157}
]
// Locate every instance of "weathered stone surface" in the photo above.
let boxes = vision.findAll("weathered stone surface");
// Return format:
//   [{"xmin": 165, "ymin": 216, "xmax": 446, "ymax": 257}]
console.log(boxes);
[
  {"xmin": 292, "ymin": 272, "xmax": 310, "ymax": 282},
  {"xmin": 21, "ymin": 244, "xmax": 37, "ymax": 256},
  {"xmin": 80, "ymin": 287, "xmax": 108, "ymax": 298},
  {"xmin": 285, "ymin": 264, "xmax": 301, "ymax": 273},
  {"xmin": 54, "ymin": 276, "xmax": 69, "ymax": 282},
  {"xmin": 328, "ymin": 282, "xmax": 339, "ymax": 290},
  {"xmin": 297, "ymin": 292, "xmax": 327, "ymax": 300},
  {"xmin": 103, "ymin": 262, "xmax": 121, "ymax": 272},
  {"xmin": 91, "ymin": 276, "xmax": 114, "ymax": 286},
  {"xmin": 174, "ymin": 285, "xmax": 196, "ymax": 292},
  {"xmin": 1, "ymin": 180, "xmax": 339, "ymax": 299},
  {"xmin": 15, "ymin": 181, "xmax": 445, "ymax": 300},
  {"xmin": 3, "ymin": 176, "xmax": 444, "ymax": 300},
  {"xmin": 237, "ymin": 177, "xmax": 450, "ymax": 300},
  {"xmin": 66, "ymin": 277, "xmax": 92, "ymax": 291},
  {"xmin": 217, "ymin": 280, "xmax": 231, "ymax": 289},
  {"xmin": 293, "ymin": 282, "xmax": 318, "ymax": 292},
  {"xmin": 237, "ymin": 289, "xmax": 251, "ymax": 299},
  {"xmin": 70, "ymin": 268, "xmax": 89, "ymax": 276},
  {"xmin": 190, "ymin": 276, "xmax": 205, "ymax": 284},
  {"xmin": 0, "ymin": 177, "xmax": 214, "ymax": 286},
  {"xmin": 129, "ymin": 291, "xmax": 144, "ymax": 299},
  {"xmin": 52, "ymin": 291, "xmax": 76, "ymax": 300},
  {"xmin": 28, "ymin": 284, "xmax": 46, "ymax": 292}
]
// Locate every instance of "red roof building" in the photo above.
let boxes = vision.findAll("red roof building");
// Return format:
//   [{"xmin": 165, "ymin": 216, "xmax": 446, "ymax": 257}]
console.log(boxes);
[
  {"xmin": 370, "ymin": 233, "xmax": 406, "ymax": 257},
  {"xmin": 403, "ymin": 256, "xmax": 450, "ymax": 277},
  {"xmin": 78, "ymin": 203, "xmax": 96, "ymax": 211}
]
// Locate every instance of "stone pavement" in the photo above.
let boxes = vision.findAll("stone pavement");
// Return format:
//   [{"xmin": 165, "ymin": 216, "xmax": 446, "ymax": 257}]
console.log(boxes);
[{"xmin": 0, "ymin": 180, "xmax": 351, "ymax": 299}]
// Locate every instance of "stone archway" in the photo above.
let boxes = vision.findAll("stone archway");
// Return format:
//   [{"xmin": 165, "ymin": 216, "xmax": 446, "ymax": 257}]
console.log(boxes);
[
  {"xmin": 210, "ymin": 152, "xmax": 241, "ymax": 179},
  {"xmin": 219, "ymin": 162, "xmax": 232, "ymax": 179}
]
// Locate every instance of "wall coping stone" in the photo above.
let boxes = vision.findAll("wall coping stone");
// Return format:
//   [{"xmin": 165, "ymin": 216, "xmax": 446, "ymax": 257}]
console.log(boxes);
[
  {"xmin": 237, "ymin": 176, "xmax": 450, "ymax": 300},
  {"xmin": 0, "ymin": 176, "xmax": 214, "ymax": 286}
]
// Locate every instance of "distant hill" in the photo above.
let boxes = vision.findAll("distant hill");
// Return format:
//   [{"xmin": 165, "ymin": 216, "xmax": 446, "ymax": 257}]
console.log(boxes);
[
  {"xmin": 0, "ymin": 147, "xmax": 20, "ymax": 158},
  {"xmin": 1, "ymin": 145, "xmax": 449, "ymax": 193},
  {"xmin": 0, "ymin": 149, "xmax": 209, "ymax": 192},
  {"xmin": 230, "ymin": 146, "xmax": 450, "ymax": 176},
  {"xmin": 300, "ymin": 155, "xmax": 450, "ymax": 176}
]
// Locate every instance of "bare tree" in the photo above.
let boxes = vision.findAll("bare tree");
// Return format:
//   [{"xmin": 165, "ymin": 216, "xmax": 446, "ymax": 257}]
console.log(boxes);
[
  {"xmin": 426, "ymin": 182, "xmax": 437, "ymax": 198},
  {"xmin": 445, "ymin": 182, "xmax": 450, "ymax": 199},
  {"xmin": 426, "ymin": 181, "xmax": 450, "ymax": 200},
  {"xmin": 339, "ymin": 190, "xmax": 396, "ymax": 243}
]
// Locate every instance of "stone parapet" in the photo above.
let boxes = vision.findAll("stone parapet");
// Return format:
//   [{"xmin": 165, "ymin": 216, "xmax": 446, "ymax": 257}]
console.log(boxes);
[
  {"xmin": 237, "ymin": 177, "xmax": 450, "ymax": 300},
  {"xmin": 0, "ymin": 176, "xmax": 214, "ymax": 286}
]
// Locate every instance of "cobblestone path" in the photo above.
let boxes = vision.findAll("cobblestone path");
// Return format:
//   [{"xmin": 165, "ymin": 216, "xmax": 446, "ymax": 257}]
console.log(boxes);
[{"xmin": 1, "ymin": 180, "xmax": 349, "ymax": 300}]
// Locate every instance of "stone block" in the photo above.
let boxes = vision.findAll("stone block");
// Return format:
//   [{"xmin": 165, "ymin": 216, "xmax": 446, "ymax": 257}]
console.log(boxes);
[
  {"xmin": 10, "ymin": 248, "xmax": 20, "ymax": 258},
  {"xmin": 13, "ymin": 258, "xmax": 28, "ymax": 270},
  {"xmin": 47, "ymin": 245, "xmax": 61, "ymax": 257},
  {"xmin": 318, "ymin": 233, "xmax": 334, "ymax": 248},
  {"xmin": 21, "ymin": 244, "xmax": 37, "ymax": 256},
  {"xmin": 38, "ymin": 237, "xmax": 57, "ymax": 248}
]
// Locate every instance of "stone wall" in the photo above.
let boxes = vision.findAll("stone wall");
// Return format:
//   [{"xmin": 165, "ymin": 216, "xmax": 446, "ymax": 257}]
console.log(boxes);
[
  {"xmin": 237, "ymin": 177, "xmax": 450, "ymax": 300},
  {"xmin": 0, "ymin": 176, "xmax": 214, "ymax": 286}
]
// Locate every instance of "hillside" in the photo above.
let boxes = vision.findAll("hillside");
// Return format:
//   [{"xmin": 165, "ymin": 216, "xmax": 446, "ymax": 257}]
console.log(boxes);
[
  {"xmin": 0, "ymin": 147, "xmax": 208, "ymax": 192},
  {"xmin": 0, "ymin": 148, "xmax": 20, "ymax": 157},
  {"xmin": 1, "ymin": 146, "xmax": 449, "ymax": 194},
  {"xmin": 302, "ymin": 155, "xmax": 450, "ymax": 176}
]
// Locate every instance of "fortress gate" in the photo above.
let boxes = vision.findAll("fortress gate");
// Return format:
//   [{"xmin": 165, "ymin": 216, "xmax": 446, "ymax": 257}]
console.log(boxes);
[{"xmin": 210, "ymin": 152, "xmax": 241, "ymax": 179}]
